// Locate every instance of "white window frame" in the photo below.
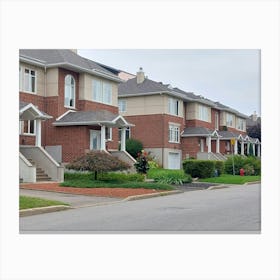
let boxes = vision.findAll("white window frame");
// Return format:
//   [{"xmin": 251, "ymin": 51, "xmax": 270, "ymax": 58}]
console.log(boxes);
[
  {"xmin": 20, "ymin": 120, "xmax": 36, "ymax": 136},
  {"xmin": 21, "ymin": 67, "xmax": 36, "ymax": 93},
  {"xmin": 226, "ymin": 113, "xmax": 234, "ymax": 127},
  {"xmin": 168, "ymin": 98, "xmax": 179, "ymax": 116},
  {"xmin": 215, "ymin": 112, "xmax": 219, "ymax": 130},
  {"xmin": 105, "ymin": 127, "xmax": 113, "ymax": 141},
  {"xmin": 64, "ymin": 75, "xmax": 76, "ymax": 108},
  {"xmin": 118, "ymin": 100, "xmax": 127, "ymax": 113},
  {"xmin": 168, "ymin": 124, "xmax": 180, "ymax": 143},
  {"xmin": 236, "ymin": 118, "xmax": 245, "ymax": 131},
  {"xmin": 198, "ymin": 104, "xmax": 209, "ymax": 122},
  {"xmin": 92, "ymin": 79, "xmax": 113, "ymax": 105}
]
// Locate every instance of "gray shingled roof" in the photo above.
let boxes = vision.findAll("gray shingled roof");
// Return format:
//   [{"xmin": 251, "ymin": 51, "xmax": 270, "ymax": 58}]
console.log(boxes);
[
  {"xmin": 181, "ymin": 127, "xmax": 214, "ymax": 136},
  {"xmin": 19, "ymin": 101, "xmax": 51, "ymax": 119},
  {"xmin": 217, "ymin": 130, "xmax": 240, "ymax": 138},
  {"xmin": 53, "ymin": 110, "xmax": 132, "ymax": 127},
  {"xmin": 19, "ymin": 49, "xmax": 120, "ymax": 80}
]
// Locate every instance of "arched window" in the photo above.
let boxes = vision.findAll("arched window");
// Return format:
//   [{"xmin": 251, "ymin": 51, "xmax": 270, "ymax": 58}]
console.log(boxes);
[{"xmin": 64, "ymin": 75, "xmax": 75, "ymax": 108}]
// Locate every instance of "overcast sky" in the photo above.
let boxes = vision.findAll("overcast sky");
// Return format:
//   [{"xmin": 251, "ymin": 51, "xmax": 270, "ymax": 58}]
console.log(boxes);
[{"xmin": 78, "ymin": 49, "xmax": 260, "ymax": 117}]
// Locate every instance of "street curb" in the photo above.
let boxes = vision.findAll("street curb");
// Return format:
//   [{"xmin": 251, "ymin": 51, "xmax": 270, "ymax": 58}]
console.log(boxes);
[
  {"xmin": 244, "ymin": 181, "xmax": 261, "ymax": 185},
  {"xmin": 123, "ymin": 190, "xmax": 183, "ymax": 201},
  {"xmin": 20, "ymin": 205, "xmax": 72, "ymax": 217},
  {"xmin": 207, "ymin": 185, "xmax": 229, "ymax": 190}
]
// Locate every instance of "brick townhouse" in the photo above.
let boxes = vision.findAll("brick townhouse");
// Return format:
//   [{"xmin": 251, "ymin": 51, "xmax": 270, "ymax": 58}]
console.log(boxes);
[
  {"xmin": 118, "ymin": 68, "xmax": 261, "ymax": 169},
  {"xmin": 19, "ymin": 49, "xmax": 134, "ymax": 183}
]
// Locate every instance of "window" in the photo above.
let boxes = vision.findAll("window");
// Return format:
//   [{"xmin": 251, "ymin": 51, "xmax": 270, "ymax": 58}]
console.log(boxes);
[
  {"xmin": 198, "ymin": 105, "xmax": 209, "ymax": 122},
  {"xmin": 169, "ymin": 124, "xmax": 180, "ymax": 143},
  {"xmin": 64, "ymin": 75, "xmax": 75, "ymax": 108},
  {"xmin": 20, "ymin": 120, "xmax": 36, "ymax": 135},
  {"xmin": 118, "ymin": 127, "xmax": 130, "ymax": 141},
  {"xmin": 22, "ymin": 68, "xmax": 36, "ymax": 93},
  {"xmin": 236, "ymin": 118, "xmax": 245, "ymax": 131},
  {"xmin": 168, "ymin": 98, "xmax": 179, "ymax": 116},
  {"xmin": 226, "ymin": 113, "xmax": 234, "ymax": 127},
  {"xmin": 118, "ymin": 100, "xmax": 127, "ymax": 113},
  {"xmin": 105, "ymin": 127, "xmax": 112, "ymax": 141},
  {"xmin": 92, "ymin": 79, "xmax": 112, "ymax": 105}
]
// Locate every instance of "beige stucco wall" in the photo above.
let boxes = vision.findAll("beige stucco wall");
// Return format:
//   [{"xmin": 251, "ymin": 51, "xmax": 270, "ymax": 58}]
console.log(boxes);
[
  {"xmin": 46, "ymin": 68, "xmax": 58, "ymax": 96},
  {"xmin": 120, "ymin": 94, "xmax": 183, "ymax": 117},
  {"xmin": 79, "ymin": 73, "xmax": 118, "ymax": 107},
  {"xmin": 186, "ymin": 102, "xmax": 211, "ymax": 122},
  {"xmin": 20, "ymin": 62, "xmax": 45, "ymax": 96}
]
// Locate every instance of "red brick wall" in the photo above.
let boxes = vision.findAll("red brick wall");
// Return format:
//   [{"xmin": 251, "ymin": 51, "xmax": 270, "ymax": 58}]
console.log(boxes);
[
  {"xmin": 19, "ymin": 135, "xmax": 35, "ymax": 146},
  {"xmin": 124, "ymin": 114, "xmax": 184, "ymax": 149},
  {"xmin": 181, "ymin": 137, "xmax": 200, "ymax": 159},
  {"xmin": 185, "ymin": 119, "xmax": 213, "ymax": 129},
  {"xmin": 78, "ymin": 100, "xmax": 118, "ymax": 114}
]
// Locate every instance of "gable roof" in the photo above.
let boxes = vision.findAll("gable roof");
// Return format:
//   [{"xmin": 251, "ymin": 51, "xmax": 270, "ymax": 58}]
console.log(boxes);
[
  {"xmin": 53, "ymin": 110, "xmax": 133, "ymax": 127},
  {"xmin": 19, "ymin": 101, "xmax": 52, "ymax": 120},
  {"xmin": 118, "ymin": 77, "xmax": 248, "ymax": 119},
  {"xmin": 19, "ymin": 49, "xmax": 122, "ymax": 82}
]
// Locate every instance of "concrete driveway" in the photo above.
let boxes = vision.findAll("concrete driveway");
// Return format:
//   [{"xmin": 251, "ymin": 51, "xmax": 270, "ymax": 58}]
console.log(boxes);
[{"xmin": 20, "ymin": 189, "xmax": 121, "ymax": 208}]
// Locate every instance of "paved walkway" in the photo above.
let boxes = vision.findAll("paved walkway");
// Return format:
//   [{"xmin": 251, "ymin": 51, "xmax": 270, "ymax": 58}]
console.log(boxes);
[{"xmin": 20, "ymin": 182, "xmax": 160, "ymax": 199}]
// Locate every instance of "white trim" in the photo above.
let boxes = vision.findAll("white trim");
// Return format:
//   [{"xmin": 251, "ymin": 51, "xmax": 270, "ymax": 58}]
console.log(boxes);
[
  {"xmin": 112, "ymin": 115, "xmax": 129, "ymax": 125},
  {"xmin": 56, "ymin": 110, "xmax": 76, "ymax": 121},
  {"xmin": 20, "ymin": 103, "xmax": 52, "ymax": 119}
]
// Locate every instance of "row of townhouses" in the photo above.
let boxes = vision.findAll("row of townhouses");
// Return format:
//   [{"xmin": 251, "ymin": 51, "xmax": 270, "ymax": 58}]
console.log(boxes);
[{"xmin": 19, "ymin": 49, "xmax": 261, "ymax": 182}]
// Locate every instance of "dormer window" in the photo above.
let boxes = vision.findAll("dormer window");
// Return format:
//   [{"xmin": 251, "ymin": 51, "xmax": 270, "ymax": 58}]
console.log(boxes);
[{"xmin": 64, "ymin": 75, "xmax": 75, "ymax": 108}]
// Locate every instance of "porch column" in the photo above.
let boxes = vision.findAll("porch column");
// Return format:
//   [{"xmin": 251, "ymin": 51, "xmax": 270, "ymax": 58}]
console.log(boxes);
[
  {"xmin": 121, "ymin": 127, "xmax": 126, "ymax": 151},
  {"xmin": 253, "ymin": 143, "xmax": 256, "ymax": 156},
  {"xmin": 216, "ymin": 138, "xmax": 220, "ymax": 153},
  {"xmin": 35, "ymin": 119, "xmax": 41, "ymax": 147},
  {"xmin": 247, "ymin": 142, "xmax": 250, "ymax": 154},
  {"xmin": 207, "ymin": 136, "xmax": 211, "ymax": 153},
  {"xmin": 234, "ymin": 139, "xmax": 238, "ymax": 155},
  {"xmin": 100, "ymin": 125, "xmax": 106, "ymax": 151},
  {"xmin": 241, "ymin": 141, "xmax": 244, "ymax": 155},
  {"xmin": 257, "ymin": 144, "xmax": 261, "ymax": 157}
]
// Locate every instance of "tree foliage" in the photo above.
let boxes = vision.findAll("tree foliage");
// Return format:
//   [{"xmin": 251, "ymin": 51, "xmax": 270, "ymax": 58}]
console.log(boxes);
[
  {"xmin": 125, "ymin": 138, "xmax": 143, "ymax": 159},
  {"xmin": 66, "ymin": 151, "xmax": 129, "ymax": 180},
  {"xmin": 247, "ymin": 123, "xmax": 261, "ymax": 142}
]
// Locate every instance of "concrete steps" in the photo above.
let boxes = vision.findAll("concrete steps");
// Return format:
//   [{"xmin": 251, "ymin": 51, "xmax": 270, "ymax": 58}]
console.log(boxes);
[{"xmin": 28, "ymin": 159, "xmax": 52, "ymax": 182}]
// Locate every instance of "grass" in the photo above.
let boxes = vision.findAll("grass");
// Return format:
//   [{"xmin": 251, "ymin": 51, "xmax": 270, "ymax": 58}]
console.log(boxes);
[
  {"xmin": 20, "ymin": 196, "xmax": 69, "ymax": 210},
  {"xmin": 61, "ymin": 178, "xmax": 174, "ymax": 191},
  {"xmin": 198, "ymin": 174, "xmax": 261, "ymax": 184}
]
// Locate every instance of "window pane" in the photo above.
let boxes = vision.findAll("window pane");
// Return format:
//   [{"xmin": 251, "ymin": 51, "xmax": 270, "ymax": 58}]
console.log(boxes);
[
  {"xmin": 103, "ymin": 83, "xmax": 112, "ymax": 104},
  {"xmin": 29, "ymin": 120, "xmax": 35, "ymax": 134},
  {"xmin": 23, "ymin": 120, "xmax": 28, "ymax": 133},
  {"xmin": 93, "ymin": 80, "xmax": 102, "ymax": 102}
]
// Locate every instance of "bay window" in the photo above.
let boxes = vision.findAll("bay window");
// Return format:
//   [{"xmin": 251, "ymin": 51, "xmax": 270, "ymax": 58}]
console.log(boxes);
[
  {"xmin": 92, "ymin": 79, "xmax": 112, "ymax": 105},
  {"xmin": 168, "ymin": 98, "xmax": 179, "ymax": 116}
]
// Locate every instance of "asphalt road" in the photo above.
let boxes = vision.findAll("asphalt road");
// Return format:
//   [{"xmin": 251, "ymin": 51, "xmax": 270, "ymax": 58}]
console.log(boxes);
[{"xmin": 20, "ymin": 184, "xmax": 261, "ymax": 233}]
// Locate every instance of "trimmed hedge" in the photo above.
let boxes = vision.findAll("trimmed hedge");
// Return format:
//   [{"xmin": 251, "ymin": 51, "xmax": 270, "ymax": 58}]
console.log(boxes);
[
  {"xmin": 214, "ymin": 161, "xmax": 225, "ymax": 176},
  {"xmin": 183, "ymin": 160, "xmax": 215, "ymax": 178},
  {"xmin": 225, "ymin": 155, "xmax": 261, "ymax": 175}
]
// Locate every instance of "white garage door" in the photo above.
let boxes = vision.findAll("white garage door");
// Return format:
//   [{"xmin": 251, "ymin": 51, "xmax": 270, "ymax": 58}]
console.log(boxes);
[{"xmin": 168, "ymin": 152, "xmax": 180, "ymax": 170}]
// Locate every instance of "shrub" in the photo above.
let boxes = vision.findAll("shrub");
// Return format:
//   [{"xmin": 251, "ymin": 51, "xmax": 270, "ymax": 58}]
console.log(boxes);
[
  {"xmin": 125, "ymin": 138, "xmax": 143, "ymax": 159},
  {"xmin": 243, "ymin": 164, "xmax": 255, "ymax": 175},
  {"xmin": 66, "ymin": 151, "xmax": 129, "ymax": 180},
  {"xmin": 224, "ymin": 155, "xmax": 245, "ymax": 175},
  {"xmin": 183, "ymin": 160, "xmax": 215, "ymax": 178},
  {"xmin": 148, "ymin": 169, "xmax": 192, "ymax": 185},
  {"xmin": 134, "ymin": 150, "xmax": 149, "ymax": 174},
  {"xmin": 214, "ymin": 161, "xmax": 225, "ymax": 176},
  {"xmin": 148, "ymin": 160, "xmax": 160, "ymax": 169},
  {"xmin": 244, "ymin": 156, "xmax": 261, "ymax": 175}
]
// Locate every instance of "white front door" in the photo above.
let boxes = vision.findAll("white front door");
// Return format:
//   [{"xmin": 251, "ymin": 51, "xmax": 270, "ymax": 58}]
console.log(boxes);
[
  {"xmin": 168, "ymin": 152, "xmax": 180, "ymax": 170},
  {"xmin": 90, "ymin": 130, "xmax": 101, "ymax": 150}
]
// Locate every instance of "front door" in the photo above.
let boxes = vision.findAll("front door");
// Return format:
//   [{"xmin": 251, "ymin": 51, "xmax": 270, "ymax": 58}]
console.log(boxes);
[{"xmin": 90, "ymin": 130, "xmax": 101, "ymax": 150}]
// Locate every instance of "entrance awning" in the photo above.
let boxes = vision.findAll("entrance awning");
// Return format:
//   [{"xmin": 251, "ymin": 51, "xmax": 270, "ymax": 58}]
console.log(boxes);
[
  {"xmin": 19, "ymin": 101, "xmax": 52, "ymax": 121},
  {"xmin": 53, "ymin": 110, "xmax": 134, "ymax": 128}
]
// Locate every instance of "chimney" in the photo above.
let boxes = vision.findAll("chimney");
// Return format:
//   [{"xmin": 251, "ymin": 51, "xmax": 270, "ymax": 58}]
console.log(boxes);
[
  {"xmin": 136, "ymin": 67, "xmax": 145, "ymax": 84},
  {"xmin": 252, "ymin": 111, "xmax": 257, "ymax": 121}
]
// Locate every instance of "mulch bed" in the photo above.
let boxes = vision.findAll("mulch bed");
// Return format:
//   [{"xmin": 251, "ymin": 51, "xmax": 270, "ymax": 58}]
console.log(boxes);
[{"xmin": 20, "ymin": 182, "xmax": 161, "ymax": 198}]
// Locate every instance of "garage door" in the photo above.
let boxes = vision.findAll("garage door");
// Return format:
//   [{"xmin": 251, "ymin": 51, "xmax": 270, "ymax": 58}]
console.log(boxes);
[{"xmin": 168, "ymin": 152, "xmax": 180, "ymax": 170}]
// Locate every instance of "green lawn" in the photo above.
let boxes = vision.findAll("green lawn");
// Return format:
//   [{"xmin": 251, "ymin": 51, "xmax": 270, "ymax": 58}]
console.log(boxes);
[
  {"xmin": 198, "ymin": 174, "xmax": 261, "ymax": 184},
  {"xmin": 20, "ymin": 196, "xmax": 69, "ymax": 210},
  {"xmin": 61, "ymin": 179, "xmax": 174, "ymax": 191}
]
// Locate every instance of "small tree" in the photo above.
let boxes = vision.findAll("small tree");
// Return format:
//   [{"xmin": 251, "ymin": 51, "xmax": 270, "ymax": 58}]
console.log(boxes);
[
  {"xmin": 134, "ymin": 150, "xmax": 149, "ymax": 175},
  {"xmin": 67, "ymin": 151, "xmax": 129, "ymax": 180},
  {"xmin": 126, "ymin": 138, "xmax": 143, "ymax": 159}
]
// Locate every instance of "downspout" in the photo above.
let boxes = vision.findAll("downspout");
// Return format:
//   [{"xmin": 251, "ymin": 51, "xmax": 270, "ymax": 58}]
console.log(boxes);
[{"xmin": 44, "ymin": 65, "xmax": 47, "ymax": 147}]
